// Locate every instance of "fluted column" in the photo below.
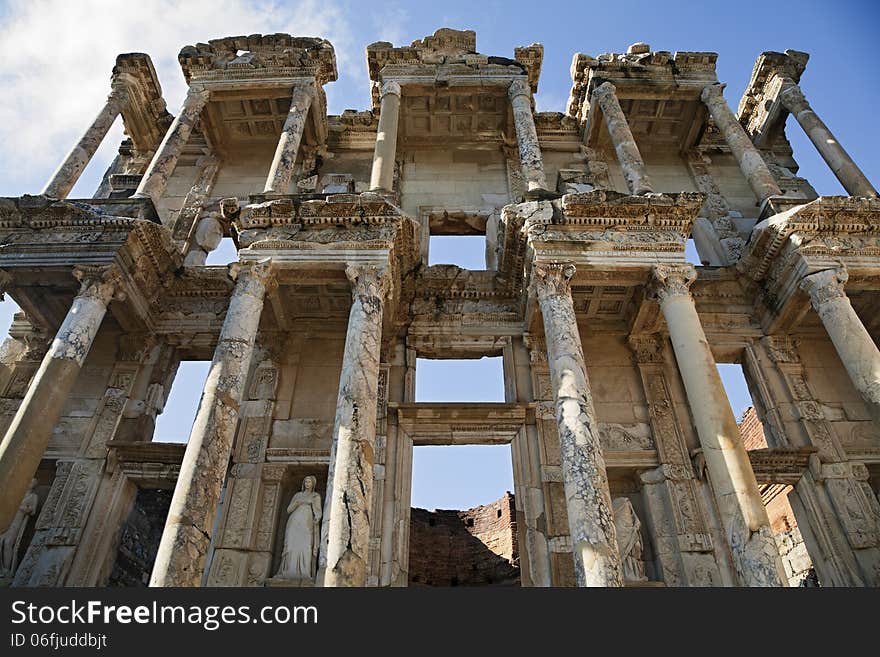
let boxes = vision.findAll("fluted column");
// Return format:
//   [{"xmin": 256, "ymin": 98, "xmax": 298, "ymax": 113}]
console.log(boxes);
[
  {"xmin": 650, "ymin": 264, "xmax": 785, "ymax": 586},
  {"xmin": 532, "ymin": 262, "xmax": 622, "ymax": 587},
  {"xmin": 263, "ymin": 81, "xmax": 315, "ymax": 193},
  {"xmin": 42, "ymin": 82, "xmax": 130, "ymax": 199},
  {"xmin": 133, "ymin": 84, "xmax": 211, "ymax": 206},
  {"xmin": 150, "ymin": 260, "xmax": 274, "ymax": 586},
  {"xmin": 322, "ymin": 265, "xmax": 389, "ymax": 587},
  {"xmin": 780, "ymin": 83, "xmax": 877, "ymax": 198},
  {"xmin": 591, "ymin": 82, "xmax": 654, "ymax": 195},
  {"xmin": 509, "ymin": 79, "xmax": 549, "ymax": 194},
  {"xmin": 800, "ymin": 267, "xmax": 880, "ymax": 422},
  {"xmin": 0, "ymin": 265, "xmax": 123, "ymax": 533},
  {"xmin": 701, "ymin": 84, "xmax": 782, "ymax": 203},
  {"xmin": 369, "ymin": 81, "xmax": 402, "ymax": 192}
]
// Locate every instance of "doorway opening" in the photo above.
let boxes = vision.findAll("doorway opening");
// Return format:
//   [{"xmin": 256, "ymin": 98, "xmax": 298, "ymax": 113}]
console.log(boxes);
[{"xmin": 152, "ymin": 361, "xmax": 210, "ymax": 443}]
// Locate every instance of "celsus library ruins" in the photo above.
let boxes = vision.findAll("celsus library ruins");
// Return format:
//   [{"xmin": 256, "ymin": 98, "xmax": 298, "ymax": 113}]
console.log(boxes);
[{"xmin": 0, "ymin": 27, "xmax": 878, "ymax": 589}]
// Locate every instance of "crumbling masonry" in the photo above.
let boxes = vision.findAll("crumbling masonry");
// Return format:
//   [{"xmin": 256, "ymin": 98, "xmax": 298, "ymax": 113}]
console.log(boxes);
[{"xmin": 0, "ymin": 29, "xmax": 878, "ymax": 587}]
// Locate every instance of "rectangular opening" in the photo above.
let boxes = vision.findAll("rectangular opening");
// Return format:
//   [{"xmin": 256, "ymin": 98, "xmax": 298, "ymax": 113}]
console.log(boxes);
[
  {"xmin": 204, "ymin": 237, "xmax": 238, "ymax": 266},
  {"xmin": 427, "ymin": 235, "xmax": 487, "ymax": 270},
  {"xmin": 152, "ymin": 361, "xmax": 210, "ymax": 443},
  {"xmin": 415, "ymin": 356, "xmax": 504, "ymax": 402}
]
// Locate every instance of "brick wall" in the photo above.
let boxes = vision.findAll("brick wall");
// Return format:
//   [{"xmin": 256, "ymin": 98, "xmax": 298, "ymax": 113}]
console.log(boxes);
[{"xmin": 408, "ymin": 492, "xmax": 519, "ymax": 586}]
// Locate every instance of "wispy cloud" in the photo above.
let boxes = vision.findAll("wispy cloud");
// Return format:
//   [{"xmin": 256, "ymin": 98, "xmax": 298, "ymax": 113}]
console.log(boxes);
[{"xmin": 0, "ymin": 0, "xmax": 363, "ymax": 196}]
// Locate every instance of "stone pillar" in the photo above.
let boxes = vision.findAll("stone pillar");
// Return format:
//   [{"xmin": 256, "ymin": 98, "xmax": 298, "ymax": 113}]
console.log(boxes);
[
  {"xmin": 322, "ymin": 265, "xmax": 389, "ymax": 587},
  {"xmin": 532, "ymin": 262, "xmax": 622, "ymax": 587},
  {"xmin": 780, "ymin": 83, "xmax": 878, "ymax": 198},
  {"xmin": 263, "ymin": 82, "xmax": 315, "ymax": 194},
  {"xmin": 132, "ymin": 84, "xmax": 211, "ymax": 205},
  {"xmin": 150, "ymin": 260, "xmax": 274, "ymax": 587},
  {"xmin": 0, "ymin": 265, "xmax": 123, "ymax": 533},
  {"xmin": 800, "ymin": 267, "xmax": 880, "ymax": 422},
  {"xmin": 369, "ymin": 81, "xmax": 402, "ymax": 192},
  {"xmin": 42, "ymin": 83, "xmax": 130, "ymax": 199},
  {"xmin": 508, "ymin": 79, "xmax": 549, "ymax": 194},
  {"xmin": 700, "ymin": 84, "xmax": 782, "ymax": 203},
  {"xmin": 650, "ymin": 264, "xmax": 785, "ymax": 586},
  {"xmin": 591, "ymin": 82, "xmax": 654, "ymax": 195}
]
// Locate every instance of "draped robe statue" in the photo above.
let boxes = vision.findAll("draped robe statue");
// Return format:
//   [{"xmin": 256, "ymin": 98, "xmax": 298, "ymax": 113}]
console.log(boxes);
[
  {"xmin": 1, "ymin": 479, "xmax": 38, "ymax": 578},
  {"xmin": 275, "ymin": 475, "xmax": 322, "ymax": 581},
  {"xmin": 612, "ymin": 496, "xmax": 647, "ymax": 582}
]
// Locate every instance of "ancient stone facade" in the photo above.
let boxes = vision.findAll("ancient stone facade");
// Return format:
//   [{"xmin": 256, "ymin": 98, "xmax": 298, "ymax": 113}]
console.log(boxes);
[{"xmin": 0, "ymin": 29, "xmax": 878, "ymax": 587}]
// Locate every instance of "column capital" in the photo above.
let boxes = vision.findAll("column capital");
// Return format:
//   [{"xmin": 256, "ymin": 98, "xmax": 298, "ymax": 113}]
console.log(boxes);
[
  {"xmin": 345, "ymin": 264, "xmax": 391, "ymax": 300},
  {"xmin": 183, "ymin": 83, "xmax": 211, "ymax": 108},
  {"xmin": 379, "ymin": 80, "xmax": 402, "ymax": 99},
  {"xmin": 648, "ymin": 263, "xmax": 697, "ymax": 304},
  {"xmin": 230, "ymin": 259, "xmax": 277, "ymax": 295},
  {"xmin": 779, "ymin": 81, "xmax": 809, "ymax": 114},
  {"xmin": 72, "ymin": 264, "xmax": 125, "ymax": 304},
  {"xmin": 591, "ymin": 81, "xmax": 618, "ymax": 101},
  {"xmin": 800, "ymin": 266, "xmax": 848, "ymax": 307},
  {"xmin": 508, "ymin": 78, "xmax": 531, "ymax": 101},
  {"xmin": 532, "ymin": 262, "xmax": 576, "ymax": 299},
  {"xmin": 700, "ymin": 82, "xmax": 727, "ymax": 105}
]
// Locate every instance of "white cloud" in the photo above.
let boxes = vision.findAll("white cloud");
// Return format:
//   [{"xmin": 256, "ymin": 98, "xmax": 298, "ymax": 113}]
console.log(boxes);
[{"xmin": 0, "ymin": 0, "xmax": 365, "ymax": 197}]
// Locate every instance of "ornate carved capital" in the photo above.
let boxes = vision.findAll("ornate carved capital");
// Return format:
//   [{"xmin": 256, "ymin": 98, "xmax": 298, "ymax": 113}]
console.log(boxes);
[
  {"xmin": 380, "ymin": 80, "xmax": 402, "ymax": 99},
  {"xmin": 345, "ymin": 264, "xmax": 391, "ymax": 301},
  {"xmin": 779, "ymin": 81, "xmax": 809, "ymax": 114},
  {"xmin": 183, "ymin": 83, "xmax": 211, "ymax": 111},
  {"xmin": 799, "ymin": 267, "xmax": 848, "ymax": 308},
  {"xmin": 231, "ymin": 259, "xmax": 277, "ymax": 296},
  {"xmin": 628, "ymin": 334, "xmax": 665, "ymax": 364},
  {"xmin": 508, "ymin": 78, "xmax": 531, "ymax": 101},
  {"xmin": 531, "ymin": 262, "xmax": 576, "ymax": 299},
  {"xmin": 591, "ymin": 81, "xmax": 618, "ymax": 104},
  {"xmin": 72, "ymin": 264, "xmax": 125, "ymax": 304},
  {"xmin": 648, "ymin": 263, "xmax": 696, "ymax": 304},
  {"xmin": 699, "ymin": 82, "xmax": 727, "ymax": 106}
]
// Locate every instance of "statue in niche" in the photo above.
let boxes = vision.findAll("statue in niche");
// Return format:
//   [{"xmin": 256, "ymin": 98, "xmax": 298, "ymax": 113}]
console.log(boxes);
[
  {"xmin": 0, "ymin": 479, "xmax": 38, "ymax": 578},
  {"xmin": 275, "ymin": 475, "xmax": 322, "ymax": 581},
  {"xmin": 612, "ymin": 496, "xmax": 647, "ymax": 583}
]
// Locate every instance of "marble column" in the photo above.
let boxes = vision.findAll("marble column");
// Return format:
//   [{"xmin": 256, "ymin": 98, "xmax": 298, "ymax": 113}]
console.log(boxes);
[
  {"xmin": 780, "ymin": 83, "xmax": 878, "ymax": 198},
  {"xmin": 0, "ymin": 265, "xmax": 123, "ymax": 533},
  {"xmin": 323, "ymin": 265, "xmax": 389, "ymax": 587},
  {"xmin": 150, "ymin": 260, "xmax": 274, "ymax": 587},
  {"xmin": 701, "ymin": 84, "xmax": 782, "ymax": 203},
  {"xmin": 132, "ymin": 84, "xmax": 211, "ymax": 206},
  {"xmin": 800, "ymin": 267, "xmax": 880, "ymax": 422},
  {"xmin": 532, "ymin": 262, "xmax": 623, "ymax": 587},
  {"xmin": 508, "ymin": 79, "xmax": 549, "ymax": 194},
  {"xmin": 591, "ymin": 82, "xmax": 654, "ymax": 195},
  {"xmin": 369, "ymin": 81, "xmax": 402, "ymax": 192},
  {"xmin": 263, "ymin": 82, "xmax": 315, "ymax": 194},
  {"xmin": 42, "ymin": 83, "xmax": 130, "ymax": 199},
  {"xmin": 650, "ymin": 264, "xmax": 786, "ymax": 586}
]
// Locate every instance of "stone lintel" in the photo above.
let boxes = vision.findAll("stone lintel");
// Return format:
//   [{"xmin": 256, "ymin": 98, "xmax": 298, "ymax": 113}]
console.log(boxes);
[
  {"xmin": 747, "ymin": 447, "xmax": 817, "ymax": 485},
  {"xmin": 390, "ymin": 402, "xmax": 533, "ymax": 445},
  {"xmin": 736, "ymin": 49, "xmax": 809, "ymax": 144}
]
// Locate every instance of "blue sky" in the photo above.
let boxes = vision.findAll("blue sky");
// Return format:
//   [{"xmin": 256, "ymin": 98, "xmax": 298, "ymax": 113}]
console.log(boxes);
[{"xmin": 0, "ymin": 0, "xmax": 876, "ymax": 509}]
